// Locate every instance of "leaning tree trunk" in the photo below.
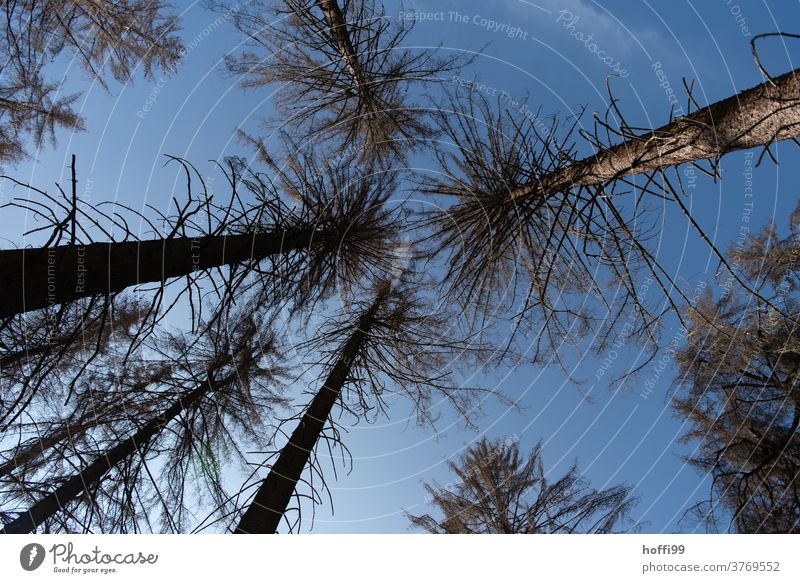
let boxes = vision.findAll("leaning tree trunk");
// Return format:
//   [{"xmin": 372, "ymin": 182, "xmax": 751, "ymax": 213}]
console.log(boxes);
[
  {"xmin": 0, "ymin": 228, "xmax": 314, "ymax": 319},
  {"xmin": 0, "ymin": 417, "xmax": 95, "ymax": 478},
  {"xmin": 1, "ymin": 339, "xmax": 70, "ymax": 369},
  {"xmin": 233, "ymin": 298, "xmax": 381, "ymax": 534},
  {"xmin": 0, "ymin": 320, "xmax": 106, "ymax": 369},
  {"xmin": 316, "ymin": 0, "xmax": 369, "ymax": 92},
  {"xmin": 510, "ymin": 67, "xmax": 800, "ymax": 200},
  {"xmin": 0, "ymin": 375, "xmax": 226, "ymax": 534}
]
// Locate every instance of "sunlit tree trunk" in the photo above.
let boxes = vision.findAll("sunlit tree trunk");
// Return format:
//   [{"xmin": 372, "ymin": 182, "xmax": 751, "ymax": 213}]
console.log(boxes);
[
  {"xmin": 511, "ymin": 68, "xmax": 800, "ymax": 199},
  {"xmin": 315, "ymin": 0, "xmax": 368, "ymax": 90}
]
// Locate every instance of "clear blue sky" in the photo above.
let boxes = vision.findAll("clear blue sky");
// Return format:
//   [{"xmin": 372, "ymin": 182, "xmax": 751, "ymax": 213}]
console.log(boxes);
[{"xmin": 2, "ymin": 0, "xmax": 799, "ymax": 533}]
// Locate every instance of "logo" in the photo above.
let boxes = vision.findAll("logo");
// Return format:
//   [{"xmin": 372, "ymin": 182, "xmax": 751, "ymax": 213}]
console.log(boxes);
[{"xmin": 20, "ymin": 543, "xmax": 46, "ymax": 571}]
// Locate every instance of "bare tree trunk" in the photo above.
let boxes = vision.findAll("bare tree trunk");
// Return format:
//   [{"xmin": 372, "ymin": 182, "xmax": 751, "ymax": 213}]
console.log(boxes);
[
  {"xmin": 0, "ymin": 376, "xmax": 225, "ymax": 534},
  {"xmin": 511, "ymin": 68, "xmax": 800, "ymax": 200},
  {"xmin": 0, "ymin": 419, "xmax": 93, "ymax": 478},
  {"xmin": 233, "ymin": 300, "xmax": 381, "ymax": 534},
  {"xmin": 0, "ymin": 320, "xmax": 105, "ymax": 368},
  {"xmin": 315, "ymin": 0, "xmax": 369, "ymax": 91},
  {"xmin": 0, "ymin": 341, "xmax": 62, "ymax": 369},
  {"xmin": 0, "ymin": 228, "xmax": 314, "ymax": 318}
]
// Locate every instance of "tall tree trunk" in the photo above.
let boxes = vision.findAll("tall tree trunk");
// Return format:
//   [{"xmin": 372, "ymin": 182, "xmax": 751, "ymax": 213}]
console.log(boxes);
[
  {"xmin": 511, "ymin": 68, "xmax": 800, "ymax": 200},
  {"xmin": 315, "ymin": 0, "xmax": 369, "ymax": 92},
  {"xmin": 0, "ymin": 228, "xmax": 314, "ymax": 319},
  {"xmin": 0, "ymin": 375, "xmax": 226, "ymax": 534},
  {"xmin": 234, "ymin": 298, "xmax": 382, "ymax": 534}
]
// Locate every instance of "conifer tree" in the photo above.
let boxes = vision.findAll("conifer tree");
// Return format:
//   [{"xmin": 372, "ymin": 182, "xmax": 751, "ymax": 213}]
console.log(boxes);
[{"xmin": 408, "ymin": 437, "xmax": 636, "ymax": 533}]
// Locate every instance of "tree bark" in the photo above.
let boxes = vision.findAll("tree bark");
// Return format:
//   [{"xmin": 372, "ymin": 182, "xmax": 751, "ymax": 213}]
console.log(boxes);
[
  {"xmin": 511, "ymin": 68, "xmax": 800, "ymax": 200},
  {"xmin": 315, "ymin": 0, "xmax": 369, "ymax": 91},
  {"xmin": 233, "ymin": 300, "xmax": 380, "ymax": 534},
  {"xmin": 0, "ymin": 376, "xmax": 224, "ymax": 534},
  {"xmin": 0, "ymin": 228, "xmax": 314, "ymax": 319}
]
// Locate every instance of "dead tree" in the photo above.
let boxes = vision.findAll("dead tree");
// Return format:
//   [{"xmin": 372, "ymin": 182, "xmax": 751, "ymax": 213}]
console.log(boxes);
[
  {"xmin": 0, "ymin": 0, "xmax": 182, "ymax": 162},
  {"xmin": 0, "ymin": 309, "xmax": 287, "ymax": 534},
  {"xmin": 0, "ymin": 295, "xmax": 146, "ymax": 431},
  {"xmin": 0, "ymin": 400, "xmax": 118, "ymax": 479},
  {"xmin": 216, "ymin": 0, "xmax": 466, "ymax": 162},
  {"xmin": 419, "ymin": 91, "xmax": 651, "ymax": 366},
  {"xmin": 408, "ymin": 437, "xmax": 636, "ymax": 533},
  {"xmin": 232, "ymin": 285, "xmax": 383, "ymax": 534},
  {"xmin": 421, "ymin": 61, "xmax": 800, "ymax": 363},
  {"xmin": 674, "ymin": 204, "xmax": 800, "ymax": 533},
  {"xmin": 0, "ymin": 228, "xmax": 314, "ymax": 319},
  {"xmin": 0, "ymin": 154, "xmax": 401, "ymax": 322},
  {"xmin": 509, "ymin": 67, "xmax": 800, "ymax": 200},
  {"xmin": 0, "ymin": 151, "xmax": 400, "ymax": 460},
  {"xmin": 229, "ymin": 276, "xmax": 489, "ymax": 534},
  {"xmin": 0, "ymin": 156, "xmax": 305, "ymax": 319}
]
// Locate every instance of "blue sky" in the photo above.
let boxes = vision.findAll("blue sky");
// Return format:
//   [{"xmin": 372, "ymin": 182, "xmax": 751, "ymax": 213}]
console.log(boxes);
[{"xmin": 2, "ymin": 0, "xmax": 799, "ymax": 533}]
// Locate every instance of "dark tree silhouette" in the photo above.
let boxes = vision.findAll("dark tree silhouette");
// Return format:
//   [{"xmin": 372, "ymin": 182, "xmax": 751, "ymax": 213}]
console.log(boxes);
[
  {"xmin": 408, "ymin": 437, "xmax": 636, "ymax": 533},
  {"xmin": 0, "ymin": 296, "xmax": 144, "ymax": 430},
  {"xmin": 0, "ymin": 154, "xmax": 400, "ymax": 322},
  {"xmin": 0, "ymin": 299, "xmax": 153, "ymax": 483},
  {"xmin": 229, "ymin": 276, "xmax": 489, "ymax": 534},
  {"xmin": 0, "ymin": 0, "xmax": 182, "ymax": 162},
  {"xmin": 0, "ymin": 149, "xmax": 403, "ymax": 513},
  {"xmin": 674, "ymin": 204, "xmax": 800, "ymax": 533},
  {"xmin": 215, "ymin": 0, "xmax": 466, "ymax": 162},
  {"xmin": 0, "ymin": 308, "xmax": 287, "ymax": 534}
]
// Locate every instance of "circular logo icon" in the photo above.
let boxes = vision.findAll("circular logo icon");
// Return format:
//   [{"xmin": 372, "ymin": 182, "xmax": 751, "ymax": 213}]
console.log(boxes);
[{"xmin": 20, "ymin": 543, "xmax": 46, "ymax": 571}]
